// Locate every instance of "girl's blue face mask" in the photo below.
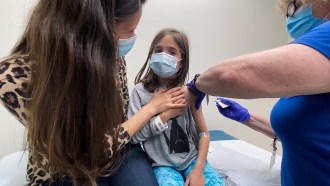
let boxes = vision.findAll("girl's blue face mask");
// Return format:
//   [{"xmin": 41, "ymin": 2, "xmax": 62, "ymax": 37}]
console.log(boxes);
[
  {"xmin": 286, "ymin": 4, "xmax": 326, "ymax": 39},
  {"xmin": 149, "ymin": 52, "xmax": 179, "ymax": 78},
  {"xmin": 118, "ymin": 35, "xmax": 137, "ymax": 56}
]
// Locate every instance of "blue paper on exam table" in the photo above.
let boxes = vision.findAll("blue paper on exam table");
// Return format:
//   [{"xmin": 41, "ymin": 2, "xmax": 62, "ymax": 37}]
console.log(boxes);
[{"xmin": 210, "ymin": 130, "xmax": 237, "ymax": 141}]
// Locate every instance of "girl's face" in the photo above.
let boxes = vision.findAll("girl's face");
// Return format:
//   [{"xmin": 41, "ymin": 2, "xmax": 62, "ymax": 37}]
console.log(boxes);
[
  {"xmin": 153, "ymin": 35, "xmax": 182, "ymax": 70},
  {"xmin": 115, "ymin": 8, "xmax": 142, "ymax": 39}
]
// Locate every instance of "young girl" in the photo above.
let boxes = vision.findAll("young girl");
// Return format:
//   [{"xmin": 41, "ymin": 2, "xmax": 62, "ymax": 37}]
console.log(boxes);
[{"xmin": 128, "ymin": 28, "xmax": 224, "ymax": 186}]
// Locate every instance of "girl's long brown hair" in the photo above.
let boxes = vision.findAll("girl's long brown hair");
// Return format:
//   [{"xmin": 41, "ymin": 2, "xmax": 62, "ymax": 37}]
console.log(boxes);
[
  {"xmin": 12, "ymin": 0, "xmax": 144, "ymax": 185},
  {"xmin": 135, "ymin": 28, "xmax": 190, "ymax": 92}
]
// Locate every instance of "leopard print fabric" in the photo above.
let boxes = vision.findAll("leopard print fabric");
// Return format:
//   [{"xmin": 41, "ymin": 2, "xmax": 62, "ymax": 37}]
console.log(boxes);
[
  {"xmin": 0, "ymin": 54, "xmax": 31, "ymax": 125},
  {"xmin": 0, "ymin": 54, "xmax": 131, "ymax": 185},
  {"xmin": 116, "ymin": 57, "xmax": 130, "ymax": 121}
]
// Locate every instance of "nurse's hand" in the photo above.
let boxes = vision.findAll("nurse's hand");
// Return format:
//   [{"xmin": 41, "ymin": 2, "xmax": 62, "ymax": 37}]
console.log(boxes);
[
  {"xmin": 187, "ymin": 77, "xmax": 205, "ymax": 109},
  {"xmin": 215, "ymin": 97, "xmax": 250, "ymax": 122}
]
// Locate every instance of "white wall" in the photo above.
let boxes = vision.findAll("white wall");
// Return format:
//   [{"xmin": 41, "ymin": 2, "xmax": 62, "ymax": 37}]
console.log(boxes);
[
  {"xmin": 126, "ymin": 0, "xmax": 287, "ymax": 155},
  {"xmin": 0, "ymin": 0, "xmax": 288, "ymax": 158}
]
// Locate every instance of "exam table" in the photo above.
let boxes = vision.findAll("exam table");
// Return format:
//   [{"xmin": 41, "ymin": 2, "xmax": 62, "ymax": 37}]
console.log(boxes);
[
  {"xmin": 208, "ymin": 130, "xmax": 281, "ymax": 186},
  {"xmin": 0, "ymin": 130, "xmax": 281, "ymax": 186}
]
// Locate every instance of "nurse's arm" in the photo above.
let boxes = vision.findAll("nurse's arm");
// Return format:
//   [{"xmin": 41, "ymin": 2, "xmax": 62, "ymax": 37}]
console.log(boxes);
[
  {"xmin": 242, "ymin": 112, "xmax": 276, "ymax": 139},
  {"xmin": 196, "ymin": 44, "xmax": 330, "ymax": 98}
]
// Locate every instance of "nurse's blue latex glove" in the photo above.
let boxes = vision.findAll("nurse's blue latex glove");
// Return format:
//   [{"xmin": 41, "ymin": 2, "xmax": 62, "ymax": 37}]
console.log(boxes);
[
  {"xmin": 215, "ymin": 97, "xmax": 250, "ymax": 122},
  {"xmin": 186, "ymin": 76, "xmax": 205, "ymax": 110}
]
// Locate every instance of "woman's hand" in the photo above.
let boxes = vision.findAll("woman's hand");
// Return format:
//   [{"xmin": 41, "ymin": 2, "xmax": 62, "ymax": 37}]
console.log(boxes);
[
  {"xmin": 184, "ymin": 166, "xmax": 205, "ymax": 186},
  {"xmin": 215, "ymin": 97, "xmax": 250, "ymax": 122},
  {"xmin": 124, "ymin": 87, "xmax": 185, "ymax": 138},
  {"xmin": 160, "ymin": 98, "xmax": 186, "ymax": 122},
  {"xmin": 149, "ymin": 87, "xmax": 185, "ymax": 115}
]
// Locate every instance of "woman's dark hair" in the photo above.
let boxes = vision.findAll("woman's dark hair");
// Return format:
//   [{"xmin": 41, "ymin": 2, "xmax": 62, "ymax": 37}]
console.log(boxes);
[
  {"xmin": 115, "ymin": 0, "xmax": 146, "ymax": 23},
  {"xmin": 135, "ymin": 28, "xmax": 190, "ymax": 92},
  {"xmin": 11, "ymin": 0, "xmax": 145, "ymax": 185}
]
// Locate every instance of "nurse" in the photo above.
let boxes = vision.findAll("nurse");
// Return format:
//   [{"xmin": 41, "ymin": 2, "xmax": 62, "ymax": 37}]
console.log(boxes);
[{"xmin": 187, "ymin": 0, "xmax": 330, "ymax": 185}]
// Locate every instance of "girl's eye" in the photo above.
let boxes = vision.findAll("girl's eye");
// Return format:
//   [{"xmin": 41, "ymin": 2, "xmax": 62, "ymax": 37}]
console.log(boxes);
[
  {"xmin": 155, "ymin": 49, "xmax": 162, "ymax": 53},
  {"xmin": 170, "ymin": 51, "xmax": 176, "ymax": 56}
]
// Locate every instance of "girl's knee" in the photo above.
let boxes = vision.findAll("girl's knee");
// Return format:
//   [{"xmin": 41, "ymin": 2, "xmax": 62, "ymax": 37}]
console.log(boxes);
[{"xmin": 153, "ymin": 167, "xmax": 184, "ymax": 186}]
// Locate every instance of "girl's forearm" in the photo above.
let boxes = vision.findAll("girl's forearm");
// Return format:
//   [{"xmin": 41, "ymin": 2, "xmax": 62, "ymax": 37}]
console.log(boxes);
[{"xmin": 194, "ymin": 135, "xmax": 210, "ymax": 169}]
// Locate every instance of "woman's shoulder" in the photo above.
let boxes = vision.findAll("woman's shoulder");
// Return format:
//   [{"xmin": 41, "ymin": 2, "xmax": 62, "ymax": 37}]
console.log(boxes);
[
  {"xmin": 291, "ymin": 22, "xmax": 330, "ymax": 59},
  {"xmin": 0, "ymin": 53, "xmax": 33, "ymax": 79},
  {"xmin": 0, "ymin": 53, "xmax": 32, "ymax": 90},
  {"xmin": 0, "ymin": 53, "xmax": 32, "ymax": 125}
]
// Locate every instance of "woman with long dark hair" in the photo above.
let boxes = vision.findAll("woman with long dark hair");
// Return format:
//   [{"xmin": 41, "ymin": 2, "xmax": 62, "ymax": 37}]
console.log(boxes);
[{"xmin": 0, "ymin": 0, "xmax": 185, "ymax": 185}]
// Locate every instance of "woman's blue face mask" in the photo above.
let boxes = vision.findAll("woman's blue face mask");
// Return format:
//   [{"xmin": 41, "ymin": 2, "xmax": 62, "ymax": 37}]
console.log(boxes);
[
  {"xmin": 286, "ymin": 4, "xmax": 326, "ymax": 39},
  {"xmin": 118, "ymin": 35, "xmax": 137, "ymax": 56}
]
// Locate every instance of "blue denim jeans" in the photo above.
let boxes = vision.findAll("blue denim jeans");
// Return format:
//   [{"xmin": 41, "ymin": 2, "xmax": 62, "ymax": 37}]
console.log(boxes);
[{"xmin": 51, "ymin": 146, "xmax": 158, "ymax": 186}]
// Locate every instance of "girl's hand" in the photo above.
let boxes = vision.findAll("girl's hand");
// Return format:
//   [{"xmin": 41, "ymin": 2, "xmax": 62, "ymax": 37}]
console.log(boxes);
[
  {"xmin": 184, "ymin": 166, "xmax": 205, "ymax": 186},
  {"xmin": 149, "ymin": 87, "xmax": 185, "ymax": 114}
]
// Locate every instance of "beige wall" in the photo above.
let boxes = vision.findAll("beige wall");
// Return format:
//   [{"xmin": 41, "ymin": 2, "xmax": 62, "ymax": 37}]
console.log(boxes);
[{"xmin": 0, "ymin": 0, "xmax": 288, "ymax": 158}]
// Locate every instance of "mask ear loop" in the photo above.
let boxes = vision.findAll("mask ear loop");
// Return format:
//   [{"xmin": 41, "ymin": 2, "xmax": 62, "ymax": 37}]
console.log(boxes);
[
  {"xmin": 312, "ymin": 1, "xmax": 330, "ymax": 21},
  {"xmin": 323, "ymin": 11, "xmax": 330, "ymax": 21}
]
